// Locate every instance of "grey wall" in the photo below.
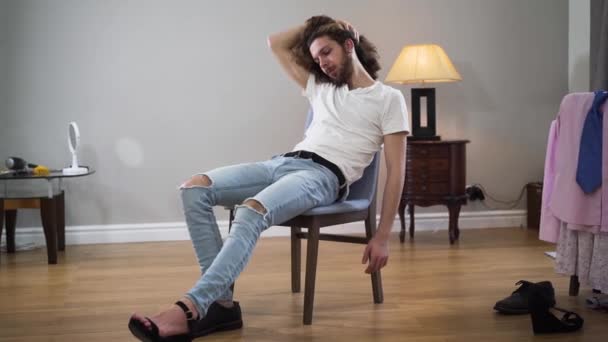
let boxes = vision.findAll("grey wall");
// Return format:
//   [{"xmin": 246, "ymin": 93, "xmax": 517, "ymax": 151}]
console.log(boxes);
[
  {"xmin": 569, "ymin": 0, "xmax": 590, "ymax": 92},
  {"xmin": 0, "ymin": 0, "xmax": 8, "ymax": 159},
  {"xmin": 2, "ymin": 0, "xmax": 569, "ymax": 227}
]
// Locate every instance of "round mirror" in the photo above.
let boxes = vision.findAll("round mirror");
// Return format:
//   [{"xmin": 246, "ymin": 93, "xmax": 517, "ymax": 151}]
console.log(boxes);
[
  {"xmin": 62, "ymin": 122, "xmax": 88, "ymax": 175},
  {"xmin": 68, "ymin": 122, "xmax": 80, "ymax": 153}
]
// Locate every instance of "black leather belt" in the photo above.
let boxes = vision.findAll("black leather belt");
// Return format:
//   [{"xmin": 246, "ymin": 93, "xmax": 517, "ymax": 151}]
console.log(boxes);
[{"xmin": 283, "ymin": 150, "xmax": 346, "ymax": 199}]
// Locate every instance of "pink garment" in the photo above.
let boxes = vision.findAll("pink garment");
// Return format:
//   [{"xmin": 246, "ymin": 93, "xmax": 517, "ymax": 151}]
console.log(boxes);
[
  {"xmin": 539, "ymin": 93, "xmax": 608, "ymax": 243},
  {"xmin": 539, "ymin": 120, "xmax": 560, "ymax": 243}
]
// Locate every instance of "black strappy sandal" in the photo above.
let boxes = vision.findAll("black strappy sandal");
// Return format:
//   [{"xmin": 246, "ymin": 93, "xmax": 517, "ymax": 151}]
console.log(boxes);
[
  {"xmin": 528, "ymin": 285, "xmax": 584, "ymax": 334},
  {"xmin": 128, "ymin": 301, "xmax": 197, "ymax": 342}
]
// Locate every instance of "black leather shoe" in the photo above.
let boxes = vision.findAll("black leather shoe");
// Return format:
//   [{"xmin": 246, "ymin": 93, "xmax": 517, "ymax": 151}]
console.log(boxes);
[
  {"xmin": 529, "ymin": 284, "xmax": 584, "ymax": 334},
  {"xmin": 189, "ymin": 301, "xmax": 243, "ymax": 338},
  {"xmin": 494, "ymin": 280, "xmax": 555, "ymax": 315}
]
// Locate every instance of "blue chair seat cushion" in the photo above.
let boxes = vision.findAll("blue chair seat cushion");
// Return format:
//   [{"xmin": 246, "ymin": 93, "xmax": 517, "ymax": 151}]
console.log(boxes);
[{"xmin": 301, "ymin": 199, "xmax": 371, "ymax": 216}]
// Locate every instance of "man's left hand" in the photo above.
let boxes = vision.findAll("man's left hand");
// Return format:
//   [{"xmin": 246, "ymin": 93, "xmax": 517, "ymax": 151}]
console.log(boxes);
[{"xmin": 361, "ymin": 236, "xmax": 389, "ymax": 274}]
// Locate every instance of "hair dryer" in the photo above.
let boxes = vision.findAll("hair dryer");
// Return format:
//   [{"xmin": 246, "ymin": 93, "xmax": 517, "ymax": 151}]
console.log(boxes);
[{"xmin": 5, "ymin": 157, "xmax": 38, "ymax": 170}]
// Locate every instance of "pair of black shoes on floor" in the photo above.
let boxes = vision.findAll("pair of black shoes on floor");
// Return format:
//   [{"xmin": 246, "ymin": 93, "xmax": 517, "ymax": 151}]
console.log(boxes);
[
  {"xmin": 494, "ymin": 280, "xmax": 584, "ymax": 334},
  {"xmin": 128, "ymin": 301, "xmax": 243, "ymax": 341}
]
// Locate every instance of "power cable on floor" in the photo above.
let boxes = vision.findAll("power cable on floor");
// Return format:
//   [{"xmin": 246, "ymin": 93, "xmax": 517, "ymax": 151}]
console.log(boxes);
[{"xmin": 468, "ymin": 183, "xmax": 528, "ymax": 210}]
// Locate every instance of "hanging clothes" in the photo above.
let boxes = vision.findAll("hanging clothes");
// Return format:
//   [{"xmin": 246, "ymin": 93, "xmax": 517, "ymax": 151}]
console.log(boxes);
[
  {"xmin": 540, "ymin": 92, "xmax": 608, "ymax": 242},
  {"xmin": 539, "ymin": 92, "xmax": 608, "ymax": 293}
]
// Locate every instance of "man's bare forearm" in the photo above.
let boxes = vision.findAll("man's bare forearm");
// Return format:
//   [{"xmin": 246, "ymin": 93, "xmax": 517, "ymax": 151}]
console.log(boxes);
[
  {"xmin": 267, "ymin": 24, "xmax": 305, "ymax": 52},
  {"xmin": 267, "ymin": 24, "xmax": 309, "ymax": 88},
  {"xmin": 376, "ymin": 167, "xmax": 405, "ymax": 240}
]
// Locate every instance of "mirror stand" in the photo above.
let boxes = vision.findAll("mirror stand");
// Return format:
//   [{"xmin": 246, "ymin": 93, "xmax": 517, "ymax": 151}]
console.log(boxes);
[{"xmin": 62, "ymin": 122, "xmax": 88, "ymax": 175}]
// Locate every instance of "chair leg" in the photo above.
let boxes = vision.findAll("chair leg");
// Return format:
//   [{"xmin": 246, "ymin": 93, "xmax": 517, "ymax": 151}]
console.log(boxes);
[
  {"xmin": 5, "ymin": 210, "xmax": 17, "ymax": 254},
  {"xmin": 40, "ymin": 196, "xmax": 58, "ymax": 264},
  {"xmin": 371, "ymin": 270, "xmax": 383, "ymax": 303},
  {"xmin": 228, "ymin": 209, "xmax": 234, "ymax": 233},
  {"xmin": 291, "ymin": 226, "xmax": 301, "ymax": 293},
  {"xmin": 364, "ymin": 209, "xmax": 384, "ymax": 304},
  {"xmin": 303, "ymin": 222, "xmax": 320, "ymax": 325}
]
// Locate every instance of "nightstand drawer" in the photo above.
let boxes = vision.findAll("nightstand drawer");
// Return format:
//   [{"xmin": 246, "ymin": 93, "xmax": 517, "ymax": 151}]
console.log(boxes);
[
  {"xmin": 407, "ymin": 145, "xmax": 449, "ymax": 158},
  {"xmin": 406, "ymin": 158, "xmax": 449, "ymax": 171},
  {"xmin": 404, "ymin": 182, "xmax": 449, "ymax": 194},
  {"xmin": 405, "ymin": 169, "xmax": 449, "ymax": 183}
]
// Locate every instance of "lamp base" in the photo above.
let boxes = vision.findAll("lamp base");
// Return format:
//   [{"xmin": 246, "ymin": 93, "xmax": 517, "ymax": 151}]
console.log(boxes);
[
  {"xmin": 408, "ymin": 135, "xmax": 441, "ymax": 141},
  {"xmin": 411, "ymin": 88, "xmax": 438, "ymax": 139}
]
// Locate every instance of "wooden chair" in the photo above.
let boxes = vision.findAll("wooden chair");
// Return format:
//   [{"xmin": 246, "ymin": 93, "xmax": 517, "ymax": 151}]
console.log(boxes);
[{"xmin": 228, "ymin": 109, "xmax": 383, "ymax": 324}]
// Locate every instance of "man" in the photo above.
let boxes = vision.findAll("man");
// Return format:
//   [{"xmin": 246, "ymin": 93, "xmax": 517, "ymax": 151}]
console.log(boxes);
[{"xmin": 128, "ymin": 15, "xmax": 408, "ymax": 341}]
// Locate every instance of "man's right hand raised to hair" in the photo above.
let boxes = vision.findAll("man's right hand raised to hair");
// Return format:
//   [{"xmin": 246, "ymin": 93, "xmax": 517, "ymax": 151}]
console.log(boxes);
[{"xmin": 336, "ymin": 19, "xmax": 359, "ymax": 43}]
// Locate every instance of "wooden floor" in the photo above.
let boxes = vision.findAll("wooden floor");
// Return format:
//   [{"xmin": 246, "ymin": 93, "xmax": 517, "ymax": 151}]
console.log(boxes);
[{"xmin": 0, "ymin": 227, "xmax": 606, "ymax": 341}]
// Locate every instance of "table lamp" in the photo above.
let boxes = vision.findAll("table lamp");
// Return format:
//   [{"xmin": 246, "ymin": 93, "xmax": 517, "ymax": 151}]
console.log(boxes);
[{"xmin": 385, "ymin": 44, "xmax": 462, "ymax": 140}]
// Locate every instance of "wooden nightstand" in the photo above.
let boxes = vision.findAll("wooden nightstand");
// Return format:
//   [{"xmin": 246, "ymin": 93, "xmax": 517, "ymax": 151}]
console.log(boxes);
[{"xmin": 398, "ymin": 139, "xmax": 470, "ymax": 244}]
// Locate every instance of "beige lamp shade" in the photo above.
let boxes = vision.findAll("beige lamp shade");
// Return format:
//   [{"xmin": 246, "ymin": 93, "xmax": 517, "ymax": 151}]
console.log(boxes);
[{"xmin": 385, "ymin": 44, "xmax": 462, "ymax": 84}]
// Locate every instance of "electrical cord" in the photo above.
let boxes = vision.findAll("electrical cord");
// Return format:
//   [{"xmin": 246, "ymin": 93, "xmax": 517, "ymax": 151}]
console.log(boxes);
[{"xmin": 470, "ymin": 183, "xmax": 528, "ymax": 210}]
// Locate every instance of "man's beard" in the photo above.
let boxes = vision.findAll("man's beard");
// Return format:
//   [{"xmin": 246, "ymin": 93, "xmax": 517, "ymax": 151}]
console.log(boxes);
[{"xmin": 329, "ymin": 55, "xmax": 353, "ymax": 87}]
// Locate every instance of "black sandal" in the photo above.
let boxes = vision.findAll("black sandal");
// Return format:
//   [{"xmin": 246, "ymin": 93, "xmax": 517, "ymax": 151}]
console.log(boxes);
[
  {"xmin": 528, "ymin": 285, "xmax": 584, "ymax": 334},
  {"xmin": 128, "ymin": 301, "xmax": 197, "ymax": 342}
]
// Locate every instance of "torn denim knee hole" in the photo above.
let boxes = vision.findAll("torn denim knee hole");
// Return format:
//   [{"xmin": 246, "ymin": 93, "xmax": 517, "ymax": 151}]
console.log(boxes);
[
  {"xmin": 235, "ymin": 205, "xmax": 265, "ymax": 216},
  {"xmin": 243, "ymin": 198, "xmax": 268, "ymax": 214},
  {"xmin": 235, "ymin": 203, "xmax": 268, "ymax": 218},
  {"xmin": 179, "ymin": 174, "xmax": 213, "ymax": 190}
]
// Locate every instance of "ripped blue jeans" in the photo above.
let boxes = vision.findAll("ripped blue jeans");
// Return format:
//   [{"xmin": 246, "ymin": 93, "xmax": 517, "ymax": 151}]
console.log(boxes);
[{"xmin": 180, "ymin": 156, "xmax": 340, "ymax": 316}]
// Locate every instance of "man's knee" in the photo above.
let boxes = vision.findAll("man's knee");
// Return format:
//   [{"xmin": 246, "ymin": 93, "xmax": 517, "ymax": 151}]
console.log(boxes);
[
  {"xmin": 242, "ymin": 199, "xmax": 267, "ymax": 215},
  {"xmin": 181, "ymin": 174, "xmax": 212, "ymax": 188}
]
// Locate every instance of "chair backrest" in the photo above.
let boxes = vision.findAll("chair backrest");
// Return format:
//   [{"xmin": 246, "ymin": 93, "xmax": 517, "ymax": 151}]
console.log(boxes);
[{"xmin": 304, "ymin": 109, "xmax": 380, "ymax": 202}]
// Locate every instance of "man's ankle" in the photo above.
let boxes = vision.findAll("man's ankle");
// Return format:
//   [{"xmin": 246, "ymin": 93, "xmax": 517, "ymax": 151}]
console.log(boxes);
[{"xmin": 179, "ymin": 297, "xmax": 201, "ymax": 320}]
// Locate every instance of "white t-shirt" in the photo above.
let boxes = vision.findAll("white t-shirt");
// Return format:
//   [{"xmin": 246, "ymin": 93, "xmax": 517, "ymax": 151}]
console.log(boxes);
[{"xmin": 293, "ymin": 74, "xmax": 410, "ymax": 185}]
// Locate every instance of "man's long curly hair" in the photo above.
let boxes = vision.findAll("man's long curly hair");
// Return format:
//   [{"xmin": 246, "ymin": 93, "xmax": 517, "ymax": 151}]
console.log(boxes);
[{"xmin": 291, "ymin": 15, "xmax": 381, "ymax": 84}]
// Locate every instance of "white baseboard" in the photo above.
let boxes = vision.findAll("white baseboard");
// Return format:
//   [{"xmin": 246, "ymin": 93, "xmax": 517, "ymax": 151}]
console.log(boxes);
[{"xmin": 1, "ymin": 210, "xmax": 526, "ymax": 248}]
